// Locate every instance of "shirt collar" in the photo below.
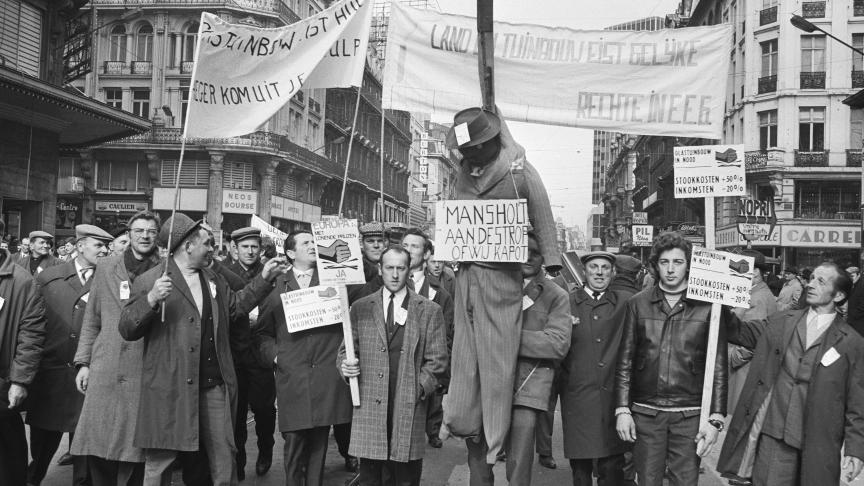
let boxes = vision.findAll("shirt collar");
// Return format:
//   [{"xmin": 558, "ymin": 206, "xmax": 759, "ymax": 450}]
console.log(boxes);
[
  {"xmin": 806, "ymin": 307, "xmax": 836, "ymax": 331},
  {"xmin": 293, "ymin": 267, "xmax": 314, "ymax": 277},
  {"xmin": 411, "ymin": 269, "xmax": 425, "ymax": 285},
  {"xmin": 383, "ymin": 286, "xmax": 408, "ymax": 305}
]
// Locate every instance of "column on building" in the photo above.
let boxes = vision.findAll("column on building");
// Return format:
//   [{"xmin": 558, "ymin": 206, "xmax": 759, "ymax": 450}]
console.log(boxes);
[
  {"xmin": 257, "ymin": 158, "xmax": 280, "ymax": 221},
  {"xmin": 207, "ymin": 151, "xmax": 225, "ymax": 231}
]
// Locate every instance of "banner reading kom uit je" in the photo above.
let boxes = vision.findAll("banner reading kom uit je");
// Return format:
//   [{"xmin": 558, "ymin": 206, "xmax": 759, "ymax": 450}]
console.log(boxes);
[
  {"xmin": 382, "ymin": 2, "xmax": 731, "ymax": 138},
  {"xmin": 185, "ymin": 0, "xmax": 372, "ymax": 138}
]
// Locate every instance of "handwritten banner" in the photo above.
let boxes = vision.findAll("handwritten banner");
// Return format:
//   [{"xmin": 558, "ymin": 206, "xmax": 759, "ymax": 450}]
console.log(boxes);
[
  {"xmin": 687, "ymin": 247, "xmax": 753, "ymax": 308},
  {"xmin": 673, "ymin": 145, "xmax": 746, "ymax": 199},
  {"xmin": 186, "ymin": 0, "xmax": 372, "ymax": 138},
  {"xmin": 250, "ymin": 215, "xmax": 287, "ymax": 255},
  {"xmin": 382, "ymin": 2, "xmax": 731, "ymax": 138},
  {"xmin": 434, "ymin": 199, "xmax": 530, "ymax": 262},
  {"xmin": 280, "ymin": 285, "xmax": 343, "ymax": 333},
  {"xmin": 311, "ymin": 218, "xmax": 365, "ymax": 285}
]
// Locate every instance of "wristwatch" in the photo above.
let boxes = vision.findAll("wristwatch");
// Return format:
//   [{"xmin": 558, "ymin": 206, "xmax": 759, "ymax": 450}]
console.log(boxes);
[{"xmin": 708, "ymin": 418, "xmax": 725, "ymax": 431}]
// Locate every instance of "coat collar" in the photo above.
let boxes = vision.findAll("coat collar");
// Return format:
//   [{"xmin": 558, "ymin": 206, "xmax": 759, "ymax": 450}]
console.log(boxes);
[
  {"xmin": 573, "ymin": 285, "xmax": 619, "ymax": 306},
  {"xmin": 0, "ymin": 249, "xmax": 15, "ymax": 277},
  {"xmin": 281, "ymin": 267, "xmax": 319, "ymax": 292}
]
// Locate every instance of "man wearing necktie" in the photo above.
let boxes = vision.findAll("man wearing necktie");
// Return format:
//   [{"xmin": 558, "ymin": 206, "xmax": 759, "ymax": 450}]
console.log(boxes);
[
  {"xmin": 719, "ymin": 262, "xmax": 864, "ymax": 485},
  {"xmin": 339, "ymin": 246, "xmax": 448, "ymax": 485},
  {"xmin": 26, "ymin": 224, "xmax": 114, "ymax": 486},
  {"xmin": 258, "ymin": 230, "xmax": 352, "ymax": 486}
]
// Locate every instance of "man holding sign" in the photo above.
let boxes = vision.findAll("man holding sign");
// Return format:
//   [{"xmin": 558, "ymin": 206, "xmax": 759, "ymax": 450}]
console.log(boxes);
[
  {"xmin": 257, "ymin": 230, "xmax": 352, "ymax": 486},
  {"xmin": 614, "ymin": 232, "xmax": 727, "ymax": 485},
  {"xmin": 718, "ymin": 263, "xmax": 864, "ymax": 485}
]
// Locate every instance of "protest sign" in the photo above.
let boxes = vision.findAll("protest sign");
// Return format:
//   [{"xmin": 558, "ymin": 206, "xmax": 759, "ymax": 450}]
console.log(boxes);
[
  {"xmin": 186, "ymin": 0, "xmax": 371, "ymax": 138},
  {"xmin": 687, "ymin": 247, "xmax": 753, "ymax": 308},
  {"xmin": 382, "ymin": 2, "xmax": 731, "ymax": 138},
  {"xmin": 433, "ymin": 199, "xmax": 530, "ymax": 263},
  {"xmin": 251, "ymin": 214, "xmax": 287, "ymax": 255},
  {"xmin": 280, "ymin": 285, "xmax": 343, "ymax": 333},
  {"xmin": 632, "ymin": 225, "xmax": 653, "ymax": 246},
  {"xmin": 673, "ymin": 145, "xmax": 746, "ymax": 199},
  {"xmin": 311, "ymin": 218, "xmax": 365, "ymax": 285}
]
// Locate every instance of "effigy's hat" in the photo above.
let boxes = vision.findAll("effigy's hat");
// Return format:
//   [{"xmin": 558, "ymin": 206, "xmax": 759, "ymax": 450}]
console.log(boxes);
[{"xmin": 446, "ymin": 107, "xmax": 501, "ymax": 149}]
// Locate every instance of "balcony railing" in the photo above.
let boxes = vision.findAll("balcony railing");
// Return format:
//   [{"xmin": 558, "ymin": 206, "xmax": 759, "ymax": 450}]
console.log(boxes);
[
  {"xmin": 794, "ymin": 150, "xmax": 828, "ymax": 167},
  {"xmin": 802, "ymin": 1, "xmax": 826, "ymax": 18},
  {"xmin": 180, "ymin": 61, "xmax": 194, "ymax": 74},
  {"xmin": 745, "ymin": 150, "xmax": 769, "ymax": 170},
  {"xmin": 847, "ymin": 149, "xmax": 863, "ymax": 167},
  {"xmin": 92, "ymin": 0, "xmax": 285, "ymax": 15},
  {"xmin": 856, "ymin": 0, "xmax": 864, "ymax": 16},
  {"xmin": 103, "ymin": 61, "xmax": 127, "ymax": 75},
  {"xmin": 854, "ymin": 70, "xmax": 864, "ymax": 88},
  {"xmin": 131, "ymin": 61, "xmax": 152, "ymax": 75},
  {"xmin": 760, "ymin": 6, "xmax": 778, "ymax": 25},
  {"xmin": 800, "ymin": 71, "xmax": 826, "ymax": 89},
  {"xmin": 758, "ymin": 75, "xmax": 777, "ymax": 94}
]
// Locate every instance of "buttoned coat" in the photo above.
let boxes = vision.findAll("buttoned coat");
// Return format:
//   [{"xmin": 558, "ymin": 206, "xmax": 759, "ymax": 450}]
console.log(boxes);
[
  {"xmin": 561, "ymin": 287, "xmax": 630, "ymax": 459},
  {"xmin": 26, "ymin": 261, "xmax": 89, "ymax": 432},
  {"xmin": 14, "ymin": 253, "xmax": 59, "ymax": 275},
  {"xmin": 338, "ymin": 289, "xmax": 448, "ymax": 462},
  {"xmin": 0, "ymin": 249, "xmax": 46, "ymax": 417},
  {"xmin": 258, "ymin": 269, "xmax": 352, "ymax": 432},
  {"xmin": 513, "ymin": 274, "xmax": 571, "ymax": 411},
  {"xmin": 71, "ymin": 253, "xmax": 155, "ymax": 462},
  {"xmin": 717, "ymin": 309, "xmax": 864, "ymax": 485},
  {"xmin": 119, "ymin": 258, "xmax": 272, "ymax": 451}
]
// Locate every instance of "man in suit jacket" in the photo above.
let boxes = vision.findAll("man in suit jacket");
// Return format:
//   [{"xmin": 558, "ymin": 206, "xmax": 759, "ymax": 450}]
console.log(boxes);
[
  {"xmin": 718, "ymin": 262, "xmax": 864, "ymax": 485},
  {"xmin": 258, "ymin": 230, "xmax": 353, "ymax": 486},
  {"xmin": 26, "ymin": 225, "xmax": 114, "ymax": 485},
  {"xmin": 72, "ymin": 211, "xmax": 162, "ymax": 486},
  {"xmin": 340, "ymin": 246, "xmax": 448, "ymax": 486},
  {"xmin": 15, "ymin": 231, "xmax": 58, "ymax": 276},
  {"xmin": 119, "ymin": 213, "xmax": 286, "ymax": 485}
]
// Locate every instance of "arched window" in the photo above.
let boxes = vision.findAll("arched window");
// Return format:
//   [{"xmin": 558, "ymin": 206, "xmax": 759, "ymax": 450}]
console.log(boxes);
[
  {"xmin": 169, "ymin": 21, "xmax": 199, "ymax": 69},
  {"xmin": 108, "ymin": 24, "xmax": 127, "ymax": 62},
  {"xmin": 136, "ymin": 23, "xmax": 153, "ymax": 61},
  {"xmin": 183, "ymin": 22, "xmax": 199, "ymax": 62}
]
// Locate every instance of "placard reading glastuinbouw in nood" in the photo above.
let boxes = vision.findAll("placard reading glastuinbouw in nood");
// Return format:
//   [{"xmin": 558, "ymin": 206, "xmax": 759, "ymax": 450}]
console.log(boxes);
[
  {"xmin": 674, "ymin": 145, "xmax": 746, "ymax": 199},
  {"xmin": 434, "ymin": 199, "xmax": 529, "ymax": 262},
  {"xmin": 280, "ymin": 285, "xmax": 343, "ymax": 333},
  {"xmin": 687, "ymin": 248, "xmax": 753, "ymax": 308}
]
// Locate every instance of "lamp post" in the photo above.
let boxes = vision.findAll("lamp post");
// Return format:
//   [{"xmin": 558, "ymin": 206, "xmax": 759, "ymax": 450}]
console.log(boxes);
[{"xmin": 791, "ymin": 14, "xmax": 864, "ymax": 265}]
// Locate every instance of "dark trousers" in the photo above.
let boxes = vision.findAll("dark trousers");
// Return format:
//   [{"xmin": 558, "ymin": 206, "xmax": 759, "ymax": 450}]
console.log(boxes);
[
  {"xmin": 282, "ymin": 426, "xmax": 329, "ymax": 486},
  {"xmin": 234, "ymin": 366, "xmax": 276, "ymax": 470},
  {"xmin": 86, "ymin": 456, "xmax": 144, "ymax": 486},
  {"xmin": 358, "ymin": 458, "xmax": 422, "ymax": 486},
  {"xmin": 505, "ymin": 406, "xmax": 539, "ymax": 485},
  {"xmin": 334, "ymin": 422, "xmax": 353, "ymax": 459},
  {"xmin": 465, "ymin": 434, "xmax": 494, "ymax": 486},
  {"xmin": 752, "ymin": 434, "xmax": 801, "ymax": 486},
  {"xmin": 27, "ymin": 428, "xmax": 88, "ymax": 486},
  {"xmin": 0, "ymin": 413, "xmax": 27, "ymax": 486},
  {"xmin": 425, "ymin": 392, "xmax": 444, "ymax": 439},
  {"xmin": 535, "ymin": 407, "xmax": 554, "ymax": 456},
  {"xmin": 632, "ymin": 409, "xmax": 700, "ymax": 486},
  {"xmin": 569, "ymin": 454, "xmax": 626, "ymax": 486}
]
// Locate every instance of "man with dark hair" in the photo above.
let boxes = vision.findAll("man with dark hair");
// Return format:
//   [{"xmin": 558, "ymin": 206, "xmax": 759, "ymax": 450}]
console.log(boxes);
[
  {"xmin": 258, "ymin": 229, "xmax": 352, "ymax": 486},
  {"xmin": 339, "ymin": 246, "xmax": 448, "ymax": 485},
  {"xmin": 615, "ymin": 232, "xmax": 727, "ymax": 485},
  {"xmin": 119, "ymin": 213, "xmax": 288, "ymax": 484},
  {"xmin": 16, "ymin": 231, "xmax": 58, "ymax": 275},
  {"xmin": 224, "ymin": 227, "xmax": 277, "ymax": 479},
  {"xmin": 0, "ymin": 218, "xmax": 46, "ymax": 485},
  {"xmin": 777, "ymin": 268, "xmax": 803, "ymax": 311},
  {"xmin": 72, "ymin": 210, "xmax": 162, "ymax": 485},
  {"xmin": 719, "ymin": 262, "xmax": 864, "ymax": 485}
]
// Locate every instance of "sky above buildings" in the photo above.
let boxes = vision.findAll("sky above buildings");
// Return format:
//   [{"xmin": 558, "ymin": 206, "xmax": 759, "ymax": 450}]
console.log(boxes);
[{"xmin": 433, "ymin": 0, "xmax": 682, "ymax": 230}]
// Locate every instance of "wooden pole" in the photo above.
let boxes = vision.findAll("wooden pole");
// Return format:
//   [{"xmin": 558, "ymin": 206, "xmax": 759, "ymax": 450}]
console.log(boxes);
[
  {"xmin": 339, "ymin": 284, "xmax": 360, "ymax": 406},
  {"xmin": 699, "ymin": 196, "xmax": 721, "ymax": 428},
  {"xmin": 476, "ymin": 0, "xmax": 494, "ymax": 110},
  {"xmin": 338, "ymin": 87, "xmax": 363, "ymax": 217}
]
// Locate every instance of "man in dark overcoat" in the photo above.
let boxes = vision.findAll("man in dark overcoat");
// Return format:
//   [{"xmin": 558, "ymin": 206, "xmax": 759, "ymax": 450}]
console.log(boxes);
[
  {"xmin": 718, "ymin": 262, "xmax": 864, "ymax": 485},
  {"xmin": 258, "ymin": 230, "xmax": 353, "ymax": 486},
  {"xmin": 339, "ymin": 246, "xmax": 448, "ymax": 485},
  {"xmin": 119, "ymin": 214, "xmax": 286, "ymax": 485},
  {"xmin": 561, "ymin": 250, "xmax": 631, "ymax": 485},
  {"xmin": 26, "ymin": 224, "xmax": 113, "ymax": 485},
  {"xmin": 15, "ymin": 230, "xmax": 58, "ymax": 275},
  {"xmin": 0, "ymin": 218, "xmax": 46, "ymax": 485}
]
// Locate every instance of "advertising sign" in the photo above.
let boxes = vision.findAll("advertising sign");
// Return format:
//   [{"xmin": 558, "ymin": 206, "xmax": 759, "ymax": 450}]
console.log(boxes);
[
  {"xmin": 673, "ymin": 145, "xmax": 746, "ymax": 198},
  {"xmin": 687, "ymin": 247, "xmax": 753, "ymax": 308},
  {"xmin": 222, "ymin": 189, "xmax": 258, "ymax": 214},
  {"xmin": 311, "ymin": 218, "xmax": 365, "ymax": 285},
  {"xmin": 632, "ymin": 225, "xmax": 654, "ymax": 246},
  {"xmin": 434, "ymin": 199, "xmax": 530, "ymax": 262},
  {"xmin": 632, "ymin": 212, "xmax": 648, "ymax": 225}
]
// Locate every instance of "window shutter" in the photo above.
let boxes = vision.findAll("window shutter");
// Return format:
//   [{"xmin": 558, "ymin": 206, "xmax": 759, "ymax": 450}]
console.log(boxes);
[
  {"xmin": 161, "ymin": 160, "xmax": 208, "ymax": 186},
  {"xmin": 0, "ymin": 0, "xmax": 42, "ymax": 77},
  {"xmin": 223, "ymin": 161, "xmax": 253, "ymax": 189}
]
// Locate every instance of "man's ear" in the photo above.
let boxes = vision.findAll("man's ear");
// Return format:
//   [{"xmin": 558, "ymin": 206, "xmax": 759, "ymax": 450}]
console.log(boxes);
[{"xmin": 834, "ymin": 290, "xmax": 847, "ymax": 304}]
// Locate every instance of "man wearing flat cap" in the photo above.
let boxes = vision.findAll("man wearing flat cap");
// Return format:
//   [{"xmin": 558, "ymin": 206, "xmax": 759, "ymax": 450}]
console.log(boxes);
[
  {"xmin": 119, "ymin": 213, "xmax": 289, "ymax": 485},
  {"xmin": 26, "ymin": 224, "xmax": 114, "ymax": 486},
  {"xmin": 558, "ymin": 250, "xmax": 631, "ymax": 485},
  {"xmin": 15, "ymin": 230, "xmax": 58, "ymax": 275},
  {"xmin": 610, "ymin": 255, "xmax": 644, "ymax": 296},
  {"xmin": 441, "ymin": 107, "xmax": 561, "ymax": 466},
  {"xmin": 777, "ymin": 267, "xmax": 803, "ymax": 311},
  {"xmin": 225, "ymin": 227, "xmax": 277, "ymax": 479}
]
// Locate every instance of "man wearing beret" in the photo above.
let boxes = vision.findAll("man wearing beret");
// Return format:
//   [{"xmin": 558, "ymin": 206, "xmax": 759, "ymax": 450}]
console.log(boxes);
[
  {"xmin": 0, "ymin": 218, "xmax": 46, "ymax": 485},
  {"xmin": 109, "ymin": 225, "xmax": 130, "ymax": 257},
  {"xmin": 225, "ymin": 227, "xmax": 277, "ymax": 479},
  {"xmin": 26, "ymin": 225, "xmax": 114, "ymax": 485},
  {"xmin": 441, "ymin": 107, "xmax": 561, "ymax": 465},
  {"xmin": 119, "ymin": 213, "xmax": 289, "ymax": 485},
  {"xmin": 15, "ymin": 231, "xmax": 58, "ymax": 275}
]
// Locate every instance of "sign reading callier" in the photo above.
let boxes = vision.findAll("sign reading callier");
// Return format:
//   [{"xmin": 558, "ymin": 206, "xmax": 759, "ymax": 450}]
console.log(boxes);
[{"xmin": 434, "ymin": 199, "xmax": 530, "ymax": 262}]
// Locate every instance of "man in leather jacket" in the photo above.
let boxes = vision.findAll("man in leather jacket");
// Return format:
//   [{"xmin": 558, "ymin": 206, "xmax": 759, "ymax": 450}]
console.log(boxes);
[{"xmin": 614, "ymin": 232, "xmax": 727, "ymax": 486}]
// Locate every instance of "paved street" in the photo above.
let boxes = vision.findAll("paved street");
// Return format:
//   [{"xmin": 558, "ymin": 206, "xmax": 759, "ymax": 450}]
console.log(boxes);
[{"xmin": 38, "ymin": 408, "xmax": 753, "ymax": 486}]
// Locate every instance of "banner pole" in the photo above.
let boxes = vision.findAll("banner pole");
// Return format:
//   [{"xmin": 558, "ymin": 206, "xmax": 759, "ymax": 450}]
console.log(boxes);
[
  {"xmin": 379, "ymin": 108, "xmax": 385, "ymax": 220},
  {"xmin": 699, "ymin": 197, "xmax": 721, "ymax": 433},
  {"xmin": 338, "ymin": 86, "xmax": 363, "ymax": 217}
]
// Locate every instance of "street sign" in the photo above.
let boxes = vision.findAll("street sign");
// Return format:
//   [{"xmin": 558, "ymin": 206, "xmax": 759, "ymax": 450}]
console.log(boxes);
[
  {"xmin": 687, "ymin": 247, "xmax": 754, "ymax": 308},
  {"xmin": 632, "ymin": 212, "xmax": 648, "ymax": 225},
  {"xmin": 632, "ymin": 225, "xmax": 653, "ymax": 246},
  {"xmin": 673, "ymin": 145, "xmax": 746, "ymax": 199}
]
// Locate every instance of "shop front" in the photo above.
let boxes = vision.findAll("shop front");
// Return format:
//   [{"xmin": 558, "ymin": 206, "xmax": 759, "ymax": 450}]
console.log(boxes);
[
  {"xmin": 221, "ymin": 189, "xmax": 258, "ymax": 236},
  {"xmin": 93, "ymin": 199, "xmax": 150, "ymax": 233},
  {"xmin": 55, "ymin": 197, "xmax": 84, "ymax": 238},
  {"xmin": 152, "ymin": 187, "xmax": 208, "ymax": 226},
  {"xmin": 270, "ymin": 195, "xmax": 322, "ymax": 233},
  {"xmin": 715, "ymin": 225, "xmax": 781, "ymax": 255},
  {"xmin": 781, "ymin": 224, "xmax": 860, "ymax": 269}
]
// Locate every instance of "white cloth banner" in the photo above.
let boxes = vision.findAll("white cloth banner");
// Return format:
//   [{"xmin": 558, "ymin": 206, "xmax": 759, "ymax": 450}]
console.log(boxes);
[
  {"xmin": 382, "ymin": 3, "xmax": 731, "ymax": 138},
  {"xmin": 250, "ymin": 215, "xmax": 287, "ymax": 255},
  {"xmin": 186, "ymin": 0, "xmax": 371, "ymax": 138}
]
